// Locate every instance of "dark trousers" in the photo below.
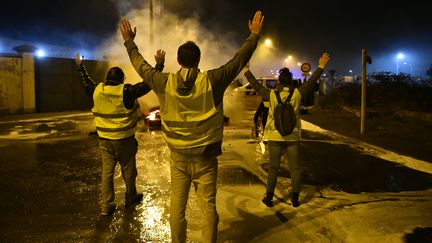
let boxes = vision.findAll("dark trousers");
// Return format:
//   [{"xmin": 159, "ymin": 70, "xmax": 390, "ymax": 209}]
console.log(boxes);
[
  {"xmin": 98, "ymin": 137, "xmax": 138, "ymax": 213},
  {"xmin": 267, "ymin": 141, "xmax": 301, "ymax": 195}
]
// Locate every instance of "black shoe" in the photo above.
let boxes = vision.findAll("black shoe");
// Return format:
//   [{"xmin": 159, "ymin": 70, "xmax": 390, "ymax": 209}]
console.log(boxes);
[
  {"xmin": 101, "ymin": 205, "xmax": 116, "ymax": 216},
  {"xmin": 125, "ymin": 193, "xmax": 143, "ymax": 207},
  {"xmin": 291, "ymin": 192, "xmax": 300, "ymax": 207},
  {"xmin": 261, "ymin": 193, "xmax": 274, "ymax": 207}
]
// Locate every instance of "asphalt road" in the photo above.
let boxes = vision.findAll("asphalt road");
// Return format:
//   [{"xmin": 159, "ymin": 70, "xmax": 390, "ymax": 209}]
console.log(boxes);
[{"xmin": 0, "ymin": 94, "xmax": 431, "ymax": 242}]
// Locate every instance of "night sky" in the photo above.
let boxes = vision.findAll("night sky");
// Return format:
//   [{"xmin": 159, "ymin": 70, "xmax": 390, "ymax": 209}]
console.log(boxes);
[{"xmin": 1, "ymin": 0, "xmax": 431, "ymax": 76}]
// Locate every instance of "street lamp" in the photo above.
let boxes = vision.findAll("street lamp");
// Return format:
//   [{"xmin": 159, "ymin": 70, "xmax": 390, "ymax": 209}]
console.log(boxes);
[
  {"xmin": 264, "ymin": 38, "xmax": 272, "ymax": 48},
  {"xmin": 36, "ymin": 49, "xmax": 45, "ymax": 57},
  {"xmin": 284, "ymin": 55, "xmax": 292, "ymax": 64},
  {"xmin": 396, "ymin": 52, "xmax": 404, "ymax": 75}
]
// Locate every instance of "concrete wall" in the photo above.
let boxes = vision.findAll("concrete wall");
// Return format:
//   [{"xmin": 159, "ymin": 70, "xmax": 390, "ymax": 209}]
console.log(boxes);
[
  {"xmin": 34, "ymin": 57, "xmax": 108, "ymax": 112},
  {"xmin": 22, "ymin": 53, "xmax": 36, "ymax": 113},
  {"xmin": 0, "ymin": 54, "xmax": 24, "ymax": 114},
  {"xmin": 0, "ymin": 50, "xmax": 108, "ymax": 114}
]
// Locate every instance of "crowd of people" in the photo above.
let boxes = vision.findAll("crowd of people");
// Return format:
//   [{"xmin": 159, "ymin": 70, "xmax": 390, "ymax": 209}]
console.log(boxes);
[{"xmin": 75, "ymin": 10, "xmax": 330, "ymax": 243}]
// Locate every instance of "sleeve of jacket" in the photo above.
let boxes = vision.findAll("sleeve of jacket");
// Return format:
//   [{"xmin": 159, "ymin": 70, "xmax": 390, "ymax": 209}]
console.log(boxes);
[
  {"xmin": 77, "ymin": 64, "xmax": 96, "ymax": 97},
  {"xmin": 207, "ymin": 33, "xmax": 259, "ymax": 106},
  {"xmin": 244, "ymin": 70, "xmax": 270, "ymax": 101},
  {"xmin": 123, "ymin": 40, "xmax": 169, "ymax": 94},
  {"xmin": 298, "ymin": 67, "xmax": 324, "ymax": 98},
  {"xmin": 123, "ymin": 62, "xmax": 165, "ymax": 109}
]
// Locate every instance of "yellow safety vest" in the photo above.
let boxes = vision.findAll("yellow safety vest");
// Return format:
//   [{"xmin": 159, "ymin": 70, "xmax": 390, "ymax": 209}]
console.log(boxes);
[
  {"xmin": 161, "ymin": 71, "xmax": 224, "ymax": 149},
  {"xmin": 264, "ymin": 88, "xmax": 302, "ymax": 141},
  {"xmin": 92, "ymin": 83, "xmax": 139, "ymax": 140}
]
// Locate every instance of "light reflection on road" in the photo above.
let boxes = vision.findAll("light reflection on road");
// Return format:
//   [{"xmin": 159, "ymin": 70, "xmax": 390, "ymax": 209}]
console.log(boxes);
[
  {"xmin": 97, "ymin": 129, "xmax": 205, "ymax": 241},
  {"xmin": 135, "ymin": 130, "xmax": 171, "ymax": 241}
]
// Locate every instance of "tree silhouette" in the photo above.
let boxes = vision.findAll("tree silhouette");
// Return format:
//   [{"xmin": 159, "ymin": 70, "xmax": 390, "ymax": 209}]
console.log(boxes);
[{"xmin": 426, "ymin": 64, "xmax": 432, "ymax": 79}]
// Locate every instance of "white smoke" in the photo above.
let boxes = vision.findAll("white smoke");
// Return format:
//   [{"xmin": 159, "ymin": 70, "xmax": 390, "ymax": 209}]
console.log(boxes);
[{"xmin": 97, "ymin": 2, "xmax": 292, "ymax": 122}]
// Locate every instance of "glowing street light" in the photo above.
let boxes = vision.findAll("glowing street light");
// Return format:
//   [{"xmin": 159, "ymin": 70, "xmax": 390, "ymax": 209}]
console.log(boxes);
[
  {"xmin": 284, "ymin": 55, "xmax": 293, "ymax": 64},
  {"xmin": 36, "ymin": 49, "xmax": 45, "ymax": 57},
  {"xmin": 396, "ymin": 52, "xmax": 404, "ymax": 75},
  {"xmin": 264, "ymin": 38, "xmax": 272, "ymax": 47},
  {"xmin": 297, "ymin": 62, "xmax": 301, "ymax": 66}
]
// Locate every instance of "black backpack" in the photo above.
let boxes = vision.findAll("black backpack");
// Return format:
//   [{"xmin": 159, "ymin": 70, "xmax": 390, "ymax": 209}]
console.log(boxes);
[{"xmin": 273, "ymin": 88, "xmax": 296, "ymax": 136}]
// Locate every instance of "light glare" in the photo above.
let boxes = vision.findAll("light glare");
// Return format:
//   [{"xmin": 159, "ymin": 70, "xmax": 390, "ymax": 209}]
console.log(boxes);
[{"xmin": 36, "ymin": 50, "xmax": 45, "ymax": 57}]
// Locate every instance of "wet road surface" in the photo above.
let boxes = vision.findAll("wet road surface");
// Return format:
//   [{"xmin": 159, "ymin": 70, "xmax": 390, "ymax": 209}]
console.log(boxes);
[
  {"xmin": 263, "ymin": 130, "xmax": 432, "ymax": 194},
  {"xmin": 0, "ymin": 102, "xmax": 431, "ymax": 241}
]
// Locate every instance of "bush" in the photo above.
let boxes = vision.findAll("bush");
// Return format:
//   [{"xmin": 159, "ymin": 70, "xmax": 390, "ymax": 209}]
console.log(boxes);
[{"xmin": 325, "ymin": 72, "xmax": 432, "ymax": 112}]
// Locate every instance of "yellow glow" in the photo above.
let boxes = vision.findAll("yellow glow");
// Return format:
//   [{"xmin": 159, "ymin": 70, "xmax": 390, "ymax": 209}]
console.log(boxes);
[
  {"xmin": 264, "ymin": 38, "xmax": 272, "ymax": 47},
  {"xmin": 297, "ymin": 62, "xmax": 301, "ymax": 66},
  {"xmin": 139, "ymin": 205, "xmax": 171, "ymax": 240},
  {"xmin": 288, "ymin": 55, "xmax": 292, "ymax": 60}
]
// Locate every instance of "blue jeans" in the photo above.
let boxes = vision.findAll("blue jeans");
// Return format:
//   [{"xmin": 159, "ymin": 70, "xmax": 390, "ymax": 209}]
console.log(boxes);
[
  {"xmin": 169, "ymin": 152, "xmax": 219, "ymax": 243},
  {"xmin": 98, "ymin": 137, "xmax": 138, "ymax": 213},
  {"xmin": 267, "ymin": 141, "xmax": 301, "ymax": 195}
]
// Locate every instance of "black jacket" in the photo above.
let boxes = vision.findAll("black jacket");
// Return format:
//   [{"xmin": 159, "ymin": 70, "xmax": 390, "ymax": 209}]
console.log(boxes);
[{"xmin": 77, "ymin": 62, "xmax": 164, "ymax": 109}]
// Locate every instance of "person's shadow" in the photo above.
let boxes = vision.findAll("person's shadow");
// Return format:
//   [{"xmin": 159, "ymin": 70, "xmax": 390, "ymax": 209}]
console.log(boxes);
[
  {"xmin": 217, "ymin": 196, "xmax": 297, "ymax": 242},
  {"xmin": 91, "ymin": 214, "xmax": 114, "ymax": 242},
  {"xmin": 90, "ymin": 206, "xmax": 143, "ymax": 242},
  {"xmin": 112, "ymin": 207, "xmax": 142, "ymax": 242}
]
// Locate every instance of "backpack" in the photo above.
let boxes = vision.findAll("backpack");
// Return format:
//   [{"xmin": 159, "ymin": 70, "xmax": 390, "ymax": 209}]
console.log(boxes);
[{"xmin": 273, "ymin": 88, "xmax": 296, "ymax": 136}]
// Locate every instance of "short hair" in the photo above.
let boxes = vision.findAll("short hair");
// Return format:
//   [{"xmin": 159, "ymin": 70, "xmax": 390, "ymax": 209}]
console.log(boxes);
[
  {"xmin": 278, "ymin": 67, "xmax": 293, "ymax": 85},
  {"xmin": 106, "ymin": 67, "xmax": 124, "ymax": 83},
  {"xmin": 177, "ymin": 41, "xmax": 201, "ymax": 68}
]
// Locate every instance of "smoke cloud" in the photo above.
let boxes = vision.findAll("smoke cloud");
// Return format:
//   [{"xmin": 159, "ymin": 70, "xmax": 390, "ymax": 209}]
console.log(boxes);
[{"xmin": 97, "ymin": 2, "xmax": 292, "ymax": 122}]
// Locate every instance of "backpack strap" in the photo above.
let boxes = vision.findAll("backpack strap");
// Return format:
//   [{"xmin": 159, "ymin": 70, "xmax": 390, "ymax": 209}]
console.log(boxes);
[
  {"xmin": 286, "ymin": 87, "xmax": 294, "ymax": 102},
  {"xmin": 275, "ymin": 90, "xmax": 283, "ymax": 104}
]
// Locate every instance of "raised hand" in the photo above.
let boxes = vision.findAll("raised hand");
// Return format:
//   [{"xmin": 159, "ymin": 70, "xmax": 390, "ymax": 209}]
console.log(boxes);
[
  {"xmin": 154, "ymin": 49, "xmax": 166, "ymax": 65},
  {"xmin": 75, "ymin": 53, "xmax": 82, "ymax": 66},
  {"xmin": 319, "ymin": 52, "xmax": 330, "ymax": 68},
  {"xmin": 248, "ymin": 11, "xmax": 264, "ymax": 35},
  {"xmin": 120, "ymin": 18, "xmax": 137, "ymax": 42},
  {"xmin": 242, "ymin": 62, "xmax": 250, "ymax": 73}
]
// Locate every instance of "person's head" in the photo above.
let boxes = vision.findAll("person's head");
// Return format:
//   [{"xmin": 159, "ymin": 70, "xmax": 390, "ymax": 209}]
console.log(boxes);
[
  {"xmin": 278, "ymin": 67, "xmax": 294, "ymax": 86},
  {"xmin": 105, "ymin": 67, "xmax": 125, "ymax": 84},
  {"xmin": 177, "ymin": 41, "xmax": 201, "ymax": 68}
]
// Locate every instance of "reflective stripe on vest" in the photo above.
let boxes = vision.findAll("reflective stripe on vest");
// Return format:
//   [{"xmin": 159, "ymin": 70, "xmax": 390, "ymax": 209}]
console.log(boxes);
[
  {"xmin": 263, "ymin": 100, "xmax": 270, "ymax": 108},
  {"xmin": 92, "ymin": 83, "xmax": 139, "ymax": 139},
  {"xmin": 161, "ymin": 71, "xmax": 224, "ymax": 149}
]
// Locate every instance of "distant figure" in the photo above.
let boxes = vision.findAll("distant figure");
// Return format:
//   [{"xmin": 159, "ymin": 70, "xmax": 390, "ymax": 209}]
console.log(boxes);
[
  {"xmin": 253, "ymin": 99, "xmax": 269, "ymax": 139},
  {"xmin": 120, "ymin": 10, "xmax": 264, "ymax": 243},
  {"xmin": 244, "ymin": 52, "xmax": 330, "ymax": 208},
  {"xmin": 74, "ymin": 50, "xmax": 165, "ymax": 216}
]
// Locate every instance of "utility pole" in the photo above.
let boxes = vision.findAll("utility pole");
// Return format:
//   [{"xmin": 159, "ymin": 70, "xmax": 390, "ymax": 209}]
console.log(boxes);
[
  {"xmin": 149, "ymin": 0, "xmax": 154, "ymax": 45},
  {"xmin": 361, "ymin": 49, "xmax": 372, "ymax": 135}
]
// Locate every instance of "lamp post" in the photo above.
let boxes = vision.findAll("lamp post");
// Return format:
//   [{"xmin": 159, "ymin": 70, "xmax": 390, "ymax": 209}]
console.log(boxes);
[{"xmin": 396, "ymin": 53, "xmax": 404, "ymax": 75}]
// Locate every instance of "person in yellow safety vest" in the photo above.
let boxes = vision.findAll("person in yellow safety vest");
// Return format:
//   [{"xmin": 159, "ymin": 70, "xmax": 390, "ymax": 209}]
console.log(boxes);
[
  {"xmin": 74, "ymin": 50, "xmax": 165, "ymax": 216},
  {"xmin": 244, "ymin": 53, "xmax": 330, "ymax": 208},
  {"xmin": 120, "ymin": 11, "xmax": 264, "ymax": 243}
]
